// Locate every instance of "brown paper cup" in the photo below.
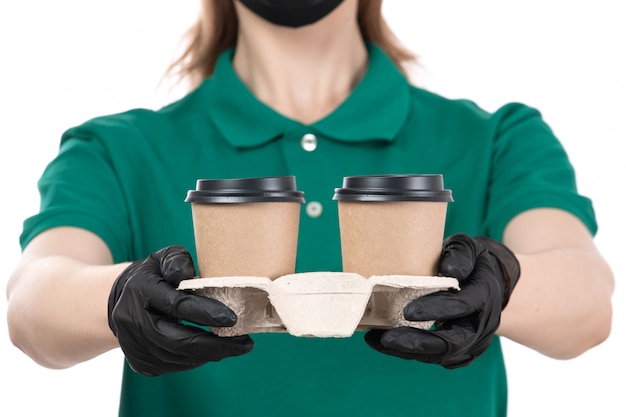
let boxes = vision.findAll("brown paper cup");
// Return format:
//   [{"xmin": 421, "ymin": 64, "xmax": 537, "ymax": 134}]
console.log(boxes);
[
  {"xmin": 333, "ymin": 174, "xmax": 453, "ymax": 278},
  {"xmin": 185, "ymin": 176, "xmax": 305, "ymax": 279}
]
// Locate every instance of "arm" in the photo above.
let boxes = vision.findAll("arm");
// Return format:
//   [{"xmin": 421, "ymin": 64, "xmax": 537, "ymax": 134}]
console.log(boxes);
[
  {"xmin": 365, "ymin": 207, "xmax": 614, "ymax": 367},
  {"xmin": 6, "ymin": 227, "xmax": 127, "ymax": 369},
  {"xmin": 498, "ymin": 208, "xmax": 614, "ymax": 359},
  {"xmin": 7, "ymin": 226, "xmax": 254, "ymax": 375}
]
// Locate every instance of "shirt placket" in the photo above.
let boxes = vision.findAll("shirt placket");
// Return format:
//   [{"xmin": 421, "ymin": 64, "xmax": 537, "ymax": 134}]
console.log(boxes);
[{"xmin": 280, "ymin": 126, "xmax": 343, "ymax": 272}]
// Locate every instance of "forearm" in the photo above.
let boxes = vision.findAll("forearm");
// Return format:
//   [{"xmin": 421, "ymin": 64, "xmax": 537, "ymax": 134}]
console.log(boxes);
[
  {"xmin": 6, "ymin": 255, "xmax": 129, "ymax": 369},
  {"xmin": 497, "ymin": 246, "xmax": 614, "ymax": 359}
]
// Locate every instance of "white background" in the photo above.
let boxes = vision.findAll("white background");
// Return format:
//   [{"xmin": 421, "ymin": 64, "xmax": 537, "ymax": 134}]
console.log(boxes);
[{"xmin": 1, "ymin": 1, "xmax": 624, "ymax": 416}]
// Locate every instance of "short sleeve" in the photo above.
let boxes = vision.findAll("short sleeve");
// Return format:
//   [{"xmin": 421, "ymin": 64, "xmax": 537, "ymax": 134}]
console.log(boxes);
[
  {"xmin": 483, "ymin": 103, "xmax": 597, "ymax": 240},
  {"xmin": 20, "ymin": 121, "xmax": 131, "ymax": 262}
]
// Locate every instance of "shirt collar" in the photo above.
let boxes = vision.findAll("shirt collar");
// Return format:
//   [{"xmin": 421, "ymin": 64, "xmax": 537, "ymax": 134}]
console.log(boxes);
[{"xmin": 201, "ymin": 43, "xmax": 411, "ymax": 148}]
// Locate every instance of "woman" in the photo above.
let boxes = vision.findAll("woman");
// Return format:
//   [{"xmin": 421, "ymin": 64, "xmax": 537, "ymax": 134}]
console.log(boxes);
[{"xmin": 6, "ymin": 1, "xmax": 614, "ymax": 416}]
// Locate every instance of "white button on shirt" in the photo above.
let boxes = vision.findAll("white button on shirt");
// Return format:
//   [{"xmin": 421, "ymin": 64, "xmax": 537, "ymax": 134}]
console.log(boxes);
[
  {"xmin": 300, "ymin": 133, "xmax": 317, "ymax": 152},
  {"xmin": 305, "ymin": 201, "xmax": 323, "ymax": 218}
]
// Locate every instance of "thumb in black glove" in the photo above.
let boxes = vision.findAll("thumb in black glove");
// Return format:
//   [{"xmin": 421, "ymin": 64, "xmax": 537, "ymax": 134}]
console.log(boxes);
[
  {"xmin": 108, "ymin": 245, "xmax": 254, "ymax": 376},
  {"xmin": 365, "ymin": 233, "xmax": 520, "ymax": 369}
]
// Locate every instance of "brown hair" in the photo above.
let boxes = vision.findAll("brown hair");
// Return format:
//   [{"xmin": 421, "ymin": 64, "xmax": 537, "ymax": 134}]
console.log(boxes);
[{"xmin": 168, "ymin": 0, "xmax": 416, "ymax": 89}]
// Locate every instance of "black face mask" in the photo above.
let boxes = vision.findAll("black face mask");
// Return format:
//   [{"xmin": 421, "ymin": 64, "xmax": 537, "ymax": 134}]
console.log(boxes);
[{"xmin": 238, "ymin": 0, "xmax": 345, "ymax": 28}]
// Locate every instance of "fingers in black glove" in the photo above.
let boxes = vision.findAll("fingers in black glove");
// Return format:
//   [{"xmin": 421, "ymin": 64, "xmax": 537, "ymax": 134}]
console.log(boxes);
[
  {"xmin": 108, "ymin": 245, "xmax": 254, "ymax": 376},
  {"xmin": 365, "ymin": 324, "xmax": 477, "ymax": 368},
  {"xmin": 365, "ymin": 233, "xmax": 520, "ymax": 369}
]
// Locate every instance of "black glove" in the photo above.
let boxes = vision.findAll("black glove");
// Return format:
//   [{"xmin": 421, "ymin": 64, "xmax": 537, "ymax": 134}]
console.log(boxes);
[
  {"xmin": 365, "ymin": 233, "xmax": 520, "ymax": 369},
  {"xmin": 108, "ymin": 245, "xmax": 254, "ymax": 376}
]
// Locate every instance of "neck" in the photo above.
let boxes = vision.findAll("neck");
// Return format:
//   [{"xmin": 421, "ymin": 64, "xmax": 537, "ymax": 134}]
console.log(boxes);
[{"xmin": 233, "ymin": 0, "xmax": 368, "ymax": 124}]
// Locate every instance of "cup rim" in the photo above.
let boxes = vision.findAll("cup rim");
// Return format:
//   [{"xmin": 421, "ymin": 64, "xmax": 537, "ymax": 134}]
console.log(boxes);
[
  {"xmin": 333, "ymin": 174, "xmax": 453, "ymax": 202},
  {"xmin": 185, "ymin": 176, "xmax": 306, "ymax": 204}
]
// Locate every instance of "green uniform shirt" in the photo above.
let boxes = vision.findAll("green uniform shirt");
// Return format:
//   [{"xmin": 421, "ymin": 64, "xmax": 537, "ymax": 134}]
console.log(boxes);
[{"xmin": 21, "ymin": 44, "xmax": 596, "ymax": 417}]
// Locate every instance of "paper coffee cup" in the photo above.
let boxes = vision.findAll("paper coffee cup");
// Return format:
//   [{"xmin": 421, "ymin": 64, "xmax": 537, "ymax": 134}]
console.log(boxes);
[
  {"xmin": 333, "ymin": 174, "xmax": 453, "ymax": 277},
  {"xmin": 185, "ymin": 176, "xmax": 305, "ymax": 279}
]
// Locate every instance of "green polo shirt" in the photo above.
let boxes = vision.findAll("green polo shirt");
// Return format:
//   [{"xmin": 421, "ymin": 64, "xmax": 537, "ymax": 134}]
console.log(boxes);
[{"xmin": 21, "ymin": 43, "xmax": 596, "ymax": 417}]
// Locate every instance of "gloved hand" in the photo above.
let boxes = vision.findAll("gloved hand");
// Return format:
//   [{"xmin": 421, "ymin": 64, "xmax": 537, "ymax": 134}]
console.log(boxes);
[
  {"xmin": 108, "ymin": 245, "xmax": 254, "ymax": 376},
  {"xmin": 365, "ymin": 233, "xmax": 520, "ymax": 369}
]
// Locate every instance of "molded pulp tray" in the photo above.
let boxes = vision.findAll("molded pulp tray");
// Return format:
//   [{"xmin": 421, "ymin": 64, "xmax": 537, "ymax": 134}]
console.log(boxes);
[{"xmin": 178, "ymin": 272, "xmax": 459, "ymax": 338}]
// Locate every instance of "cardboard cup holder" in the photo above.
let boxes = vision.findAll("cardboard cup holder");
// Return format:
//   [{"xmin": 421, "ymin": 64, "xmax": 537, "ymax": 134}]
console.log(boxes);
[{"xmin": 178, "ymin": 272, "xmax": 459, "ymax": 337}]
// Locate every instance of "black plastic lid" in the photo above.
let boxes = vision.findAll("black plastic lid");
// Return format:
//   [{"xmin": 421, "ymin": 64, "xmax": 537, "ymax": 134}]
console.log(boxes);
[
  {"xmin": 185, "ymin": 176, "xmax": 305, "ymax": 203},
  {"xmin": 333, "ymin": 174, "xmax": 453, "ymax": 202}
]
